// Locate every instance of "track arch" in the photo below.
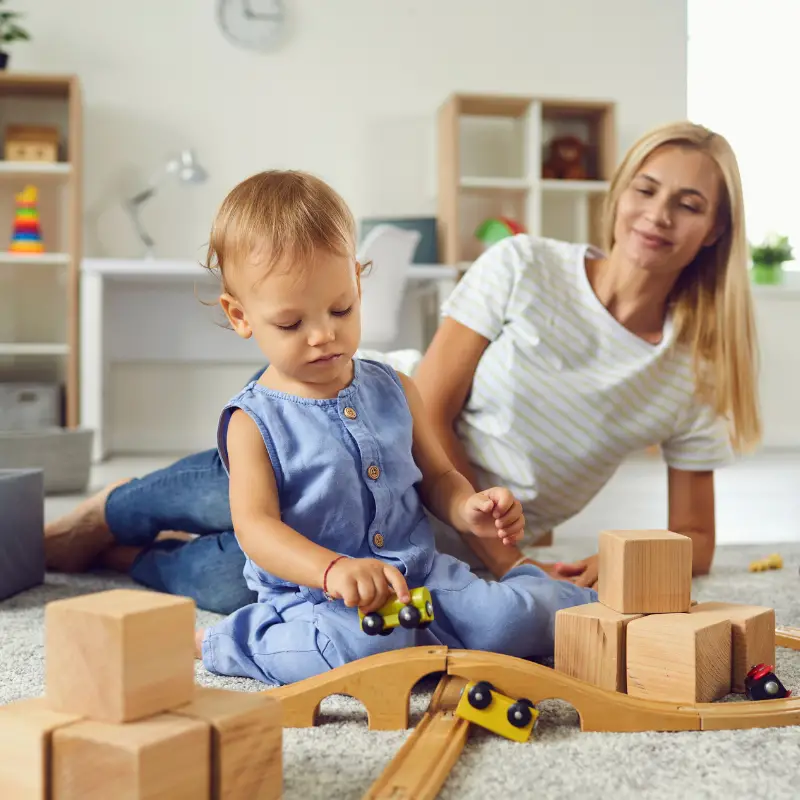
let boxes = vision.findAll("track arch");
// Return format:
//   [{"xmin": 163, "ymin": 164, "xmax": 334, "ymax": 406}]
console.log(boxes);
[{"xmin": 267, "ymin": 646, "xmax": 447, "ymax": 730}]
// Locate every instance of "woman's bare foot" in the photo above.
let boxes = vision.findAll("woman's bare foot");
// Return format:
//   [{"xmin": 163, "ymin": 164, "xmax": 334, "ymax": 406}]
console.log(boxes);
[
  {"xmin": 195, "ymin": 628, "xmax": 205, "ymax": 659},
  {"xmin": 44, "ymin": 478, "xmax": 130, "ymax": 573}
]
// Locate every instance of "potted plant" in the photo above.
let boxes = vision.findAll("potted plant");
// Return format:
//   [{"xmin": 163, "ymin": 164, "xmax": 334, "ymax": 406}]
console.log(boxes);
[
  {"xmin": 0, "ymin": 3, "xmax": 30, "ymax": 70},
  {"xmin": 750, "ymin": 233, "xmax": 794, "ymax": 285}
]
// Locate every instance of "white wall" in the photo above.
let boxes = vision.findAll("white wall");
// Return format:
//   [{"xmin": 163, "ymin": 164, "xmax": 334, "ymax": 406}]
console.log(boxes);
[
  {"xmin": 13, "ymin": 0, "xmax": 689, "ymax": 455},
  {"xmin": 16, "ymin": 0, "xmax": 688, "ymax": 261}
]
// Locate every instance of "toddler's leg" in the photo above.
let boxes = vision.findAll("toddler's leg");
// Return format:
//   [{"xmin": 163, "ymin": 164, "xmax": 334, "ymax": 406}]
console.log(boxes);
[
  {"xmin": 201, "ymin": 598, "xmax": 342, "ymax": 684},
  {"xmin": 424, "ymin": 553, "xmax": 597, "ymax": 660},
  {"xmin": 200, "ymin": 593, "xmax": 434, "ymax": 685}
]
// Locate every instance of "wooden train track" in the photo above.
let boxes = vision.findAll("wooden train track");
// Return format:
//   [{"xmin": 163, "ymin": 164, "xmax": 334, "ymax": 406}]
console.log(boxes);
[
  {"xmin": 270, "ymin": 624, "xmax": 800, "ymax": 737},
  {"xmin": 269, "ymin": 646, "xmax": 447, "ymax": 730},
  {"xmin": 776, "ymin": 625, "xmax": 800, "ymax": 650},
  {"xmin": 328, "ymin": 624, "xmax": 800, "ymax": 799},
  {"xmin": 362, "ymin": 676, "xmax": 468, "ymax": 800}
]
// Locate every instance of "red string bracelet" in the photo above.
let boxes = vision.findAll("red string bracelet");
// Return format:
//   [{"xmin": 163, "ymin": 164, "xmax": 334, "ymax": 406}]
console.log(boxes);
[{"xmin": 323, "ymin": 555, "xmax": 347, "ymax": 600}]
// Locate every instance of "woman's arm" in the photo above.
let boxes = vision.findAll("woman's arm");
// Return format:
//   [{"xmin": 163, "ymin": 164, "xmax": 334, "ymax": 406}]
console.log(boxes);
[
  {"xmin": 667, "ymin": 466, "xmax": 716, "ymax": 575},
  {"xmin": 551, "ymin": 467, "xmax": 718, "ymax": 587},
  {"xmin": 226, "ymin": 409, "xmax": 338, "ymax": 587},
  {"xmin": 413, "ymin": 318, "xmax": 528, "ymax": 577},
  {"xmin": 397, "ymin": 371, "xmax": 524, "ymax": 544}
]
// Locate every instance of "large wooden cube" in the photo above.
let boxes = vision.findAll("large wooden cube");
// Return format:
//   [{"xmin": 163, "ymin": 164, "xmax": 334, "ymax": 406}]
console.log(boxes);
[
  {"xmin": 554, "ymin": 603, "xmax": 643, "ymax": 692},
  {"xmin": 52, "ymin": 713, "xmax": 210, "ymax": 800},
  {"xmin": 689, "ymin": 601, "xmax": 775, "ymax": 692},
  {"xmin": 0, "ymin": 698, "xmax": 81, "ymax": 800},
  {"xmin": 174, "ymin": 687, "xmax": 282, "ymax": 800},
  {"xmin": 626, "ymin": 612, "xmax": 732, "ymax": 703},
  {"xmin": 598, "ymin": 529, "xmax": 692, "ymax": 614},
  {"xmin": 46, "ymin": 589, "xmax": 195, "ymax": 723}
]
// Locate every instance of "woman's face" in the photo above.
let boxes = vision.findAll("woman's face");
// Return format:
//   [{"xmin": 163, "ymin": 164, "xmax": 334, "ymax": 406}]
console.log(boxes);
[{"xmin": 613, "ymin": 144, "xmax": 723, "ymax": 275}]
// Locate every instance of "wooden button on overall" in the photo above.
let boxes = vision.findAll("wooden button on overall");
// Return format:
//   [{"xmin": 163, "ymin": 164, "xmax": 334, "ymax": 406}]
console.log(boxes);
[
  {"xmin": 367, "ymin": 465, "xmax": 381, "ymax": 480},
  {"xmin": 373, "ymin": 532, "xmax": 384, "ymax": 548},
  {"xmin": 343, "ymin": 407, "xmax": 357, "ymax": 419}
]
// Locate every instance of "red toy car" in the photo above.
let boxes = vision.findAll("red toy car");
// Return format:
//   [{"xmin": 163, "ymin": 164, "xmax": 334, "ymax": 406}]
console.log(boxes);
[{"xmin": 744, "ymin": 663, "xmax": 791, "ymax": 701}]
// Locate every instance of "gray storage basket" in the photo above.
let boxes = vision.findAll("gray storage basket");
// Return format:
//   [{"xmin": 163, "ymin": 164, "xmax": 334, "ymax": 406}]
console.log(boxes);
[
  {"xmin": 0, "ymin": 428, "xmax": 93, "ymax": 494},
  {"xmin": 0, "ymin": 468, "xmax": 45, "ymax": 600}
]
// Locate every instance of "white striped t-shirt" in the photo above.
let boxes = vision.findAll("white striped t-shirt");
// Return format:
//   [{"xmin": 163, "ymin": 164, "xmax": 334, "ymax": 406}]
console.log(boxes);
[{"xmin": 439, "ymin": 234, "xmax": 734, "ymax": 538}]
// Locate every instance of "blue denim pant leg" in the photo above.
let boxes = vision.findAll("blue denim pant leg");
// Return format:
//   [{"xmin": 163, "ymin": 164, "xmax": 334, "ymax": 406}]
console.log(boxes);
[
  {"xmin": 130, "ymin": 532, "xmax": 256, "ymax": 615},
  {"xmin": 104, "ymin": 448, "xmax": 256, "ymax": 614},
  {"xmin": 422, "ymin": 552, "xmax": 598, "ymax": 659},
  {"xmin": 105, "ymin": 449, "xmax": 234, "ymax": 545}
]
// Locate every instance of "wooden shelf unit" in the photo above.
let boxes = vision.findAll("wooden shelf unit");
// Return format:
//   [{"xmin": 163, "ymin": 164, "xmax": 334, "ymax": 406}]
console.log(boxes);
[
  {"xmin": 0, "ymin": 73, "xmax": 81, "ymax": 428},
  {"xmin": 437, "ymin": 93, "xmax": 616, "ymax": 265}
]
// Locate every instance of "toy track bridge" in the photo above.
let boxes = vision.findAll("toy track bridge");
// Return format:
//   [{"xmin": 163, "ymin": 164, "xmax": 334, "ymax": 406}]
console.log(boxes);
[{"xmin": 268, "ymin": 625, "xmax": 800, "ymax": 799}]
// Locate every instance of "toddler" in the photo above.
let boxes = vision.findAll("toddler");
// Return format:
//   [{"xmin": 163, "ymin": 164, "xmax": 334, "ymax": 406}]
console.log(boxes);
[{"xmin": 195, "ymin": 170, "xmax": 597, "ymax": 685}]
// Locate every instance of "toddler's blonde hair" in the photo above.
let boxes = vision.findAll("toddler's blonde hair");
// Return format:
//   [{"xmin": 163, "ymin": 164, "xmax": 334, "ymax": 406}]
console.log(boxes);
[{"xmin": 205, "ymin": 170, "xmax": 357, "ymax": 293}]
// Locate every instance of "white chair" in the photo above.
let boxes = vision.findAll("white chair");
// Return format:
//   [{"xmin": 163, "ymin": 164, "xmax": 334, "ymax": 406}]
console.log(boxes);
[{"xmin": 356, "ymin": 223, "xmax": 422, "ymax": 347}]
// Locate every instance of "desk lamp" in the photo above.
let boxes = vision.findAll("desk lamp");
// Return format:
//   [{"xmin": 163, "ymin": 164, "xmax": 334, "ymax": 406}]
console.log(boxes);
[{"xmin": 125, "ymin": 149, "xmax": 208, "ymax": 258}]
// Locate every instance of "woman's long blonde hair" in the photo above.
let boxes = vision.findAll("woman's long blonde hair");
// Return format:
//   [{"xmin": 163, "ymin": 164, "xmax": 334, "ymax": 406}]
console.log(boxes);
[{"xmin": 601, "ymin": 121, "xmax": 761, "ymax": 453}]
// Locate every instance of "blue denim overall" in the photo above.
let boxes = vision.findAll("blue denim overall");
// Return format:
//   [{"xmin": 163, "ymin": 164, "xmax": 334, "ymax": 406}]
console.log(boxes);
[{"xmin": 199, "ymin": 359, "xmax": 597, "ymax": 685}]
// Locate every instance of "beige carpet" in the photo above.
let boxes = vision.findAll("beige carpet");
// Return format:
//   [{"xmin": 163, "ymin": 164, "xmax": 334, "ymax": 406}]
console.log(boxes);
[{"xmin": 1, "ymin": 539, "xmax": 799, "ymax": 799}]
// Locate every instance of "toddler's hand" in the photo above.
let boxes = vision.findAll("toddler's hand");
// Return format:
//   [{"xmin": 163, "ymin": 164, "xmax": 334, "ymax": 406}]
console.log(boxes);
[
  {"xmin": 461, "ymin": 487, "xmax": 525, "ymax": 546},
  {"xmin": 325, "ymin": 557, "xmax": 410, "ymax": 613}
]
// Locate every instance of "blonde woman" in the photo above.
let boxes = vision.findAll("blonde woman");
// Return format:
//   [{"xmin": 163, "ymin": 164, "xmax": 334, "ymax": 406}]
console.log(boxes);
[
  {"xmin": 44, "ymin": 122, "xmax": 759, "ymax": 607},
  {"xmin": 415, "ymin": 120, "xmax": 760, "ymax": 587}
]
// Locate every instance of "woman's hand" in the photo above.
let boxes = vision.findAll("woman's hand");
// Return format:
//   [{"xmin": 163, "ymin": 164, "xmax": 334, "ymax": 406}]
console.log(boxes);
[
  {"xmin": 461, "ymin": 487, "xmax": 525, "ymax": 545},
  {"xmin": 552, "ymin": 554, "xmax": 599, "ymax": 588},
  {"xmin": 325, "ymin": 557, "xmax": 410, "ymax": 613}
]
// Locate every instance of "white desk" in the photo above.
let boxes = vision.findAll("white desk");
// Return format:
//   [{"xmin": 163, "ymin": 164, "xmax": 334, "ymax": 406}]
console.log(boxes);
[{"xmin": 80, "ymin": 258, "xmax": 460, "ymax": 461}]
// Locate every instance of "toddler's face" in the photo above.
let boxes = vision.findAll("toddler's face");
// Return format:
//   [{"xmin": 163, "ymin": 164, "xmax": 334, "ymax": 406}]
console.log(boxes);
[{"xmin": 221, "ymin": 248, "xmax": 362, "ymax": 388}]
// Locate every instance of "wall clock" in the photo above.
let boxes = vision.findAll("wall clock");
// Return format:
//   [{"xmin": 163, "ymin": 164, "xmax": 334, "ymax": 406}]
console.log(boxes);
[{"xmin": 216, "ymin": 0, "xmax": 287, "ymax": 52}]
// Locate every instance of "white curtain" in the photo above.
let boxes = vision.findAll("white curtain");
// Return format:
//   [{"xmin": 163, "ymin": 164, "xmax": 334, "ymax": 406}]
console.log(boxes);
[{"xmin": 688, "ymin": 0, "xmax": 799, "ymax": 267}]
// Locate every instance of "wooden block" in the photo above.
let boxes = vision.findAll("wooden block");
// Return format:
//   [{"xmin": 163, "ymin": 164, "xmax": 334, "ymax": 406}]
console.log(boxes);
[
  {"xmin": 626, "ymin": 612, "xmax": 732, "ymax": 703},
  {"xmin": 0, "ymin": 697, "xmax": 81, "ymax": 800},
  {"xmin": 46, "ymin": 589, "xmax": 195, "ymax": 723},
  {"xmin": 689, "ymin": 602, "xmax": 775, "ymax": 692},
  {"xmin": 52, "ymin": 712, "xmax": 211, "ymax": 799},
  {"xmin": 174, "ymin": 687, "xmax": 282, "ymax": 800},
  {"xmin": 598, "ymin": 529, "xmax": 692, "ymax": 614},
  {"xmin": 555, "ymin": 602, "xmax": 643, "ymax": 692}
]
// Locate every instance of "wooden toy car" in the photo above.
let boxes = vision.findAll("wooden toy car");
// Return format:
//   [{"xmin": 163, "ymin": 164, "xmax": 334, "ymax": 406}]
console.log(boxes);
[
  {"xmin": 454, "ymin": 680, "xmax": 539, "ymax": 743},
  {"xmin": 359, "ymin": 586, "xmax": 434, "ymax": 636},
  {"xmin": 744, "ymin": 664, "xmax": 791, "ymax": 701},
  {"xmin": 748, "ymin": 553, "xmax": 783, "ymax": 572}
]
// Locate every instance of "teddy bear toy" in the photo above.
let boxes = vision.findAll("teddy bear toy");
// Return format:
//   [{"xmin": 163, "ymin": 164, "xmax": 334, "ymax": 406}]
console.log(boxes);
[{"xmin": 542, "ymin": 135, "xmax": 588, "ymax": 180}]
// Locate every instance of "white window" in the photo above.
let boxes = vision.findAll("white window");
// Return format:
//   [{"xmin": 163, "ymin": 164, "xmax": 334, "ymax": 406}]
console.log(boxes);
[{"xmin": 688, "ymin": 0, "xmax": 800, "ymax": 267}]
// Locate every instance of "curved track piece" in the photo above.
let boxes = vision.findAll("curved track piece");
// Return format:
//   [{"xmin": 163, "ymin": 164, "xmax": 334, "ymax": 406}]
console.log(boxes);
[
  {"xmin": 776, "ymin": 625, "xmax": 800, "ymax": 651},
  {"xmin": 267, "ymin": 646, "xmax": 447, "ymax": 730},
  {"xmin": 447, "ymin": 649, "xmax": 800, "ymax": 733},
  {"xmin": 447, "ymin": 650, "xmax": 701, "ymax": 732}
]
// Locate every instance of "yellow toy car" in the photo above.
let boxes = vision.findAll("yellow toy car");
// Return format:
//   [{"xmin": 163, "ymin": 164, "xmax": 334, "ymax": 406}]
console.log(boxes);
[
  {"xmin": 454, "ymin": 680, "xmax": 539, "ymax": 743},
  {"xmin": 359, "ymin": 586, "xmax": 434, "ymax": 636}
]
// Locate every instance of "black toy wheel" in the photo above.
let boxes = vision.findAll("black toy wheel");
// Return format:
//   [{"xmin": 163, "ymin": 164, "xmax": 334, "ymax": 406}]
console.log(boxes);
[
  {"xmin": 425, "ymin": 600, "xmax": 434, "ymax": 617},
  {"xmin": 398, "ymin": 604, "xmax": 422, "ymax": 629},
  {"xmin": 379, "ymin": 627, "xmax": 393, "ymax": 636},
  {"xmin": 467, "ymin": 681, "xmax": 494, "ymax": 710},
  {"xmin": 507, "ymin": 699, "xmax": 534, "ymax": 728},
  {"xmin": 361, "ymin": 613, "xmax": 384, "ymax": 636}
]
